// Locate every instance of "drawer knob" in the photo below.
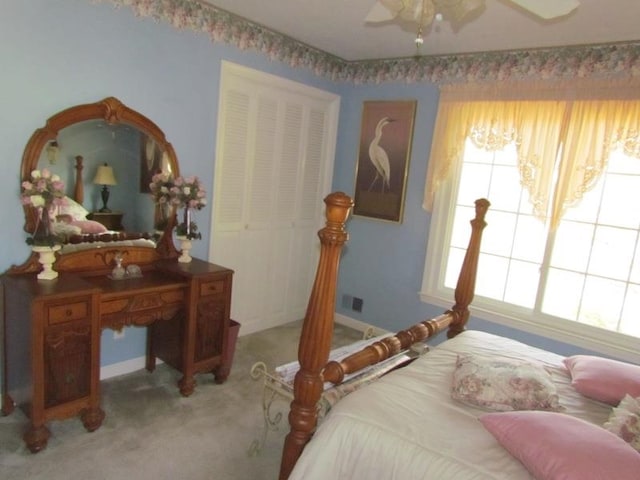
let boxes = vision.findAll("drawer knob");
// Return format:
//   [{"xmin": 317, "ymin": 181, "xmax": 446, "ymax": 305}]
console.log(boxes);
[{"xmin": 66, "ymin": 309, "xmax": 73, "ymax": 317}]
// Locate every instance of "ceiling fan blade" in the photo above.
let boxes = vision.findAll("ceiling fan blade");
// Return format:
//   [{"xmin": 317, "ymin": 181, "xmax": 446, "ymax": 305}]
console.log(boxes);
[
  {"xmin": 508, "ymin": 0, "xmax": 579, "ymax": 19},
  {"xmin": 364, "ymin": 1, "xmax": 398, "ymax": 23},
  {"xmin": 366, "ymin": 1, "xmax": 438, "ymax": 24}
]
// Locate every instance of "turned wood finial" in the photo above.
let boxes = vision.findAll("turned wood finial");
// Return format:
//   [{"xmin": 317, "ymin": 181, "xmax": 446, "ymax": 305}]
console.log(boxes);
[{"xmin": 279, "ymin": 192, "xmax": 353, "ymax": 480}]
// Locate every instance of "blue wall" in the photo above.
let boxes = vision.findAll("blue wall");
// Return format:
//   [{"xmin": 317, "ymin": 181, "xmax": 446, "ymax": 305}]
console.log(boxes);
[
  {"xmin": 2, "ymin": 0, "xmax": 600, "ymax": 369},
  {"xmin": 331, "ymin": 83, "xmax": 600, "ymax": 358}
]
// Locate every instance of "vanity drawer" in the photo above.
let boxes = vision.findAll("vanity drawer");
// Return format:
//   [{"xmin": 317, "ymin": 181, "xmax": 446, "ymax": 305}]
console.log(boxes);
[
  {"xmin": 200, "ymin": 280, "xmax": 225, "ymax": 297},
  {"xmin": 47, "ymin": 301, "xmax": 89, "ymax": 325}
]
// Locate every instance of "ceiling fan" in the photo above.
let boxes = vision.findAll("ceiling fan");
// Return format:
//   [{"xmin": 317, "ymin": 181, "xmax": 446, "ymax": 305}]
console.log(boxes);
[{"xmin": 365, "ymin": 0, "xmax": 580, "ymax": 45}]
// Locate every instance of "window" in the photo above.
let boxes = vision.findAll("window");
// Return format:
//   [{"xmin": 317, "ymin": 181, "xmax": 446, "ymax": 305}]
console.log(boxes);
[{"xmin": 421, "ymin": 82, "xmax": 640, "ymax": 361}]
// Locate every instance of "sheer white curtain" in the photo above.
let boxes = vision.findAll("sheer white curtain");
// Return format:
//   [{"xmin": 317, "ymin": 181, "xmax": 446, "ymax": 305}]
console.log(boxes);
[{"xmin": 424, "ymin": 79, "xmax": 640, "ymax": 228}]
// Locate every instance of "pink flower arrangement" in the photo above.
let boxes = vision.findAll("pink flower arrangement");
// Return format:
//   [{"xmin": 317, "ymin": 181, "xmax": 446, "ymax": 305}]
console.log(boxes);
[
  {"xmin": 149, "ymin": 174, "xmax": 207, "ymax": 210},
  {"xmin": 20, "ymin": 169, "xmax": 66, "ymax": 246},
  {"xmin": 148, "ymin": 173, "xmax": 207, "ymax": 240},
  {"xmin": 21, "ymin": 168, "xmax": 66, "ymax": 209},
  {"xmin": 169, "ymin": 175, "xmax": 207, "ymax": 210}
]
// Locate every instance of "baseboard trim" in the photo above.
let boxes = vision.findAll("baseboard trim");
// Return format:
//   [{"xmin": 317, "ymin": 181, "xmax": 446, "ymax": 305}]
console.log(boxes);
[
  {"xmin": 100, "ymin": 357, "xmax": 163, "ymax": 380},
  {"xmin": 334, "ymin": 313, "xmax": 390, "ymax": 336}
]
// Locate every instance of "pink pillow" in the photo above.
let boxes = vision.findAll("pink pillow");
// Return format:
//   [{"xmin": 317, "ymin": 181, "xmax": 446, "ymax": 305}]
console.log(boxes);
[
  {"xmin": 70, "ymin": 220, "xmax": 108, "ymax": 234},
  {"xmin": 563, "ymin": 355, "xmax": 640, "ymax": 405},
  {"xmin": 480, "ymin": 411, "xmax": 640, "ymax": 480}
]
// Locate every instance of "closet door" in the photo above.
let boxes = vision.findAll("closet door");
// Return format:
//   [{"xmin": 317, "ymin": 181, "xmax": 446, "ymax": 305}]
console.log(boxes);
[{"xmin": 210, "ymin": 62, "xmax": 340, "ymax": 335}]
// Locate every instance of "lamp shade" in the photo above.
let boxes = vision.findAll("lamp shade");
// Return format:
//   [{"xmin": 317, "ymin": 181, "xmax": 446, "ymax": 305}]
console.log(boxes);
[{"xmin": 93, "ymin": 164, "xmax": 117, "ymax": 185}]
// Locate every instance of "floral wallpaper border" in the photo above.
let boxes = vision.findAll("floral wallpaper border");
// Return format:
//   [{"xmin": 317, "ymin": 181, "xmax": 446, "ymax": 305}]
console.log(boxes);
[{"xmin": 99, "ymin": 0, "xmax": 640, "ymax": 85}]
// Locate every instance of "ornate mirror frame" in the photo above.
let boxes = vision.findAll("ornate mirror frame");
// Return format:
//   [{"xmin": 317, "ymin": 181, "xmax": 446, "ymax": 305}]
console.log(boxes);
[{"xmin": 13, "ymin": 97, "xmax": 180, "ymax": 275}]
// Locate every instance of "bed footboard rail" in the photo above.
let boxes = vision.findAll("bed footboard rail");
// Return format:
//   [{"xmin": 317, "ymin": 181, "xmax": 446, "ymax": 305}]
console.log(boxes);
[
  {"xmin": 322, "ymin": 197, "xmax": 489, "ymax": 386},
  {"xmin": 322, "ymin": 313, "xmax": 452, "ymax": 385}
]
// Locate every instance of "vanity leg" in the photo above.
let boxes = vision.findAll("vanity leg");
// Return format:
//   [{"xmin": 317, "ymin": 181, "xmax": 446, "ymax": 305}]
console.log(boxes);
[
  {"xmin": 81, "ymin": 406, "xmax": 105, "ymax": 432},
  {"xmin": 178, "ymin": 375, "xmax": 196, "ymax": 397},
  {"xmin": 1, "ymin": 394, "xmax": 15, "ymax": 416},
  {"xmin": 213, "ymin": 365, "xmax": 230, "ymax": 384},
  {"xmin": 145, "ymin": 327, "xmax": 156, "ymax": 372},
  {"xmin": 24, "ymin": 424, "xmax": 51, "ymax": 453}
]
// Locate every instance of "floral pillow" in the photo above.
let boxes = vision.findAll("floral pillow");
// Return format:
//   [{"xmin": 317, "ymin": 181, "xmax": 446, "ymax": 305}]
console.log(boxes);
[
  {"xmin": 604, "ymin": 394, "xmax": 640, "ymax": 452},
  {"xmin": 451, "ymin": 355, "xmax": 563, "ymax": 412}
]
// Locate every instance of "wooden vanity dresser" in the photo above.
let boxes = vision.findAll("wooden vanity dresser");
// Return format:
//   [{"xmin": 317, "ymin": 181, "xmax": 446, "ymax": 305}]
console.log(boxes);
[
  {"xmin": 2, "ymin": 96, "xmax": 235, "ymax": 453},
  {"xmin": 2, "ymin": 254, "xmax": 234, "ymax": 453}
]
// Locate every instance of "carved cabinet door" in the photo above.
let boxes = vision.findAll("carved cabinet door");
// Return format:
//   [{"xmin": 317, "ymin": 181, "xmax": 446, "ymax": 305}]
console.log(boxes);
[{"xmin": 42, "ymin": 295, "xmax": 97, "ymax": 410}]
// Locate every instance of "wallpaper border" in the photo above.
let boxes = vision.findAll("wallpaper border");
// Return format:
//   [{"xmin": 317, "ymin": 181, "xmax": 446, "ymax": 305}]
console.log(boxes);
[{"xmin": 99, "ymin": 0, "xmax": 640, "ymax": 84}]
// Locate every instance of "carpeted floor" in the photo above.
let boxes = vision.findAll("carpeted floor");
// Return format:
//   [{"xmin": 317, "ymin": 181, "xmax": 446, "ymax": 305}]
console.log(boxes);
[{"xmin": 0, "ymin": 320, "xmax": 363, "ymax": 480}]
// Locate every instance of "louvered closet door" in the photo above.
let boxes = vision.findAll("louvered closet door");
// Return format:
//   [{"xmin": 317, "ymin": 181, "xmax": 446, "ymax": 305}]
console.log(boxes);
[{"xmin": 210, "ymin": 62, "xmax": 339, "ymax": 335}]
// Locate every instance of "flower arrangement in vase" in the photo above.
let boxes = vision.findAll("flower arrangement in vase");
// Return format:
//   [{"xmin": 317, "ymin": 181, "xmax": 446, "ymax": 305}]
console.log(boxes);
[
  {"xmin": 149, "ymin": 173, "xmax": 207, "ymax": 263},
  {"xmin": 20, "ymin": 168, "xmax": 66, "ymax": 279},
  {"xmin": 21, "ymin": 168, "xmax": 66, "ymax": 246}
]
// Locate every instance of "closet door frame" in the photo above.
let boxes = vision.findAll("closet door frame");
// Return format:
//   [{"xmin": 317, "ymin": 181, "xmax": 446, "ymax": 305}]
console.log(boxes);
[{"xmin": 210, "ymin": 61, "xmax": 340, "ymax": 335}]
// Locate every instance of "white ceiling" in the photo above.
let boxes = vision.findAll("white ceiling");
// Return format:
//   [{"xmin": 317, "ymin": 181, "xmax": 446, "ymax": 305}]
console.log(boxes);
[{"xmin": 201, "ymin": 0, "xmax": 640, "ymax": 61}]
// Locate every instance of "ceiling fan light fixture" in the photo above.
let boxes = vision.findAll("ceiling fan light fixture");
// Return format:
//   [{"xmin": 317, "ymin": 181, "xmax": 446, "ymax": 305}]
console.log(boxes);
[{"xmin": 366, "ymin": 0, "xmax": 580, "ymax": 50}]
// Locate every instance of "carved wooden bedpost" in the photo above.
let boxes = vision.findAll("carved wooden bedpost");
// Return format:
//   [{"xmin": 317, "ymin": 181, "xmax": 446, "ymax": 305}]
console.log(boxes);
[
  {"xmin": 447, "ymin": 198, "xmax": 490, "ymax": 338},
  {"xmin": 279, "ymin": 192, "xmax": 353, "ymax": 480},
  {"xmin": 74, "ymin": 155, "xmax": 84, "ymax": 204}
]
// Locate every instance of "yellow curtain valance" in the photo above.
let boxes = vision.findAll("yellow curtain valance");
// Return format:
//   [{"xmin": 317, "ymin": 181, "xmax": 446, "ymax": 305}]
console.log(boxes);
[{"xmin": 424, "ymin": 79, "xmax": 640, "ymax": 228}]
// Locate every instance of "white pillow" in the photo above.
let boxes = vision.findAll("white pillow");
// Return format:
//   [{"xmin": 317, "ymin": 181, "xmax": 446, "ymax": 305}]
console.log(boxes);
[{"xmin": 58, "ymin": 196, "xmax": 89, "ymax": 221}]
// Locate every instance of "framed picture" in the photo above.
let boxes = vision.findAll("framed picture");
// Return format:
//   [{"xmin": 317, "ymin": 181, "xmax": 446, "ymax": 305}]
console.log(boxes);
[
  {"xmin": 353, "ymin": 100, "xmax": 417, "ymax": 223},
  {"xmin": 139, "ymin": 132, "xmax": 163, "ymax": 193}
]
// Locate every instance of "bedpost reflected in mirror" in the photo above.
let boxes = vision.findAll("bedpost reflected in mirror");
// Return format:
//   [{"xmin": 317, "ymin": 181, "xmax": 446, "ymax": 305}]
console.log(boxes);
[{"xmin": 18, "ymin": 97, "xmax": 180, "ymax": 263}]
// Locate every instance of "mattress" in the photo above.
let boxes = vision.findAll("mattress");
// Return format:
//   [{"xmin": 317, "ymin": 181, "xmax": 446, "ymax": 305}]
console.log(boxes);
[{"xmin": 288, "ymin": 330, "xmax": 612, "ymax": 480}]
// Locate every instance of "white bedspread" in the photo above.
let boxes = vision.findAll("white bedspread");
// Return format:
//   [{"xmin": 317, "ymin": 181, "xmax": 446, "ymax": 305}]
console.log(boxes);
[{"xmin": 289, "ymin": 330, "xmax": 612, "ymax": 480}]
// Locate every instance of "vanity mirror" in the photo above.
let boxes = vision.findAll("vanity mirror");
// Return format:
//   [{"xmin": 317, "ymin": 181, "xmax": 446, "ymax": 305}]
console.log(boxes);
[{"xmin": 16, "ymin": 97, "xmax": 181, "ymax": 273}]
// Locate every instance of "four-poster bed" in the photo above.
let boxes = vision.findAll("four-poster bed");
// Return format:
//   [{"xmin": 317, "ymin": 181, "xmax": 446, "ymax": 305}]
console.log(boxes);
[{"xmin": 278, "ymin": 192, "xmax": 640, "ymax": 480}]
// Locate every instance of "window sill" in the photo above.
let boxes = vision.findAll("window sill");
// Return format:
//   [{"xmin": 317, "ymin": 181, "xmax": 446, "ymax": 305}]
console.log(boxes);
[{"xmin": 419, "ymin": 290, "xmax": 640, "ymax": 364}]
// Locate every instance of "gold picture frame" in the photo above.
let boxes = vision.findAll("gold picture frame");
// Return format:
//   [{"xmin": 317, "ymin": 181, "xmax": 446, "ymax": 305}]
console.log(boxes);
[{"xmin": 353, "ymin": 100, "xmax": 416, "ymax": 223}]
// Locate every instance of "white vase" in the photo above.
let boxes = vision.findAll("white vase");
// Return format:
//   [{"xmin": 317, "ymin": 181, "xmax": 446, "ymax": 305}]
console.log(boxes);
[
  {"xmin": 177, "ymin": 236, "xmax": 192, "ymax": 263},
  {"xmin": 32, "ymin": 245, "xmax": 62, "ymax": 280}
]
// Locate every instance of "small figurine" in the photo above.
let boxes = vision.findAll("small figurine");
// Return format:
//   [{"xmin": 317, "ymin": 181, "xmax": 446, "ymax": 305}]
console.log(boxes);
[{"xmin": 112, "ymin": 252, "xmax": 125, "ymax": 279}]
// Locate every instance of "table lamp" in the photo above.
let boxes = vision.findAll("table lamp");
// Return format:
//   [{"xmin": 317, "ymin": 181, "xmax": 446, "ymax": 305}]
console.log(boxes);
[{"xmin": 93, "ymin": 163, "xmax": 117, "ymax": 213}]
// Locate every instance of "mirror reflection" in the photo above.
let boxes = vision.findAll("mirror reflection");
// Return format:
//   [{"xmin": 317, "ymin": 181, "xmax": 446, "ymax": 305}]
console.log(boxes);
[{"xmin": 21, "ymin": 97, "xmax": 179, "ymax": 255}]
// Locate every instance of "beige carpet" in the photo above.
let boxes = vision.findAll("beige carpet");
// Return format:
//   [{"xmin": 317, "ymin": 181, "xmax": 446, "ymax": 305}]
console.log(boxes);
[{"xmin": 0, "ymin": 321, "xmax": 363, "ymax": 480}]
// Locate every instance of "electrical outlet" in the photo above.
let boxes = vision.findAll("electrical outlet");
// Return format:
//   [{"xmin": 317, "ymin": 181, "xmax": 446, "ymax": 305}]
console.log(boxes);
[
  {"xmin": 352, "ymin": 297, "xmax": 363, "ymax": 313},
  {"xmin": 113, "ymin": 329, "xmax": 125, "ymax": 340}
]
